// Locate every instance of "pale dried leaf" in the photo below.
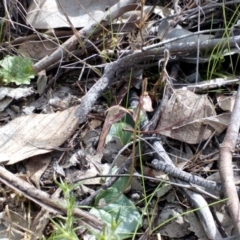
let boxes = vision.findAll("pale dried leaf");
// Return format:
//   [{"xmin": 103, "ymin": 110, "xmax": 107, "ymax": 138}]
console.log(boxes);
[
  {"xmin": 0, "ymin": 210, "xmax": 29, "ymax": 240},
  {"xmin": 31, "ymin": 209, "xmax": 50, "ymax": 239},
  {"xmin": 79, "ymin": 185, "xmax": 95, "ymax": 195},
  {"xmin": 0, "ymin": 97, "xmax": 12, "ymax": 112},
  {"xmin": 157, "ymin": 204, "xmax": 191, "ymax": 238},
  {"xmin": 140, "ymin": 94, "xmax": 153, "ymax": 112},
  {"xmin": 187, "ymin": 212, "xmax": 209, "ymax": 240},
  {"xmin": 0, "ymin": 87, "xmax": 34, "ymax": 100},
  {"xmin": 78, "ymin": 164, "xmax": 101, "ymax": 185},
  {"xmin": 89, "ymin": 119, "xmax": 102, "ymax": 129},
  {"xmin": 154, "ymin": 6, "xmax": 174, "ymax": 18},
  {"xmin": 157, "ymin": 89, "xmax": 216, "ymax": 144},
  {"xmin": 53, "ymin": 161, "xmax": 65, "ymax": 176},
  {"xmin": 25, "ymin": 155, "xmax": 51, "ymax": 188},
  {"xmin": 27, "ymin": 0, "xmax": 119, "ymax": 29},
  {"xmin": 200, "ymin": 113, "xmax": 231, "ymax": 134},
  {"xmin": 217, "ymin": 93, "xmax": 236, "ymax": 112},
  {"xmin": 63, "ymin": 152, "xmax": 79, "ymax": 168},
  {"xmin": 86, "ymin": 153, "xmax": 104, "ymax": 171},
  {"xmin": 19, "ymin": 39, "xmax": 58, "ymax": 60},
  {"xmin": 0, "ymin": 106, "xmax": 79, "ymax": 164}
]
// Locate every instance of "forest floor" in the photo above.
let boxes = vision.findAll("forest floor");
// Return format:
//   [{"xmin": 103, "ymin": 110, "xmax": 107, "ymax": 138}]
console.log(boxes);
[{"xmin": 0, "ymin": 0, "xmax": 240, "ymax": 239}]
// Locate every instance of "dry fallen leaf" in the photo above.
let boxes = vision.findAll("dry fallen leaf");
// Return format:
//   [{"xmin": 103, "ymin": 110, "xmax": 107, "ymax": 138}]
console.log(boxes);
[
  {"xmin": 19, "ymin": 39, "xmax": 58, "ymax": 61},
  {"xmin": 0, "ymin": 87, "xmax": 34, "ymax": 112},
  {"xmin": 157, "ymin": 204, "xmax": 191, "ymax": 238},
  {"xmin": 217, "ymin": 93, "xmax": 237, "ymax": 112},
  {"xmin": 25, "ymin": 155, "xmax": 51, "ymax": 188},
  {"xmin": 187, "ymin": 212, "xmax": 209, "ymax": 240},
  {"xmin": 27, "ymin": 0, "xmax": 119, "ymax": 29},
  {"xmin": 89, "ymin": 119, "xmax": 102, "ymax": 130},
  {"xmin": 200, "ymin": 113, "xmax": 231, "ymax": 134},
  {"xmin": 157, "ymin": 89, "xmax": 216, "ymax": 144},
  {"xmin": 0, "ymin": 106, "xmax": 78, "ymax": 164},
  {"xmin": 0, "ymin": 87, "xmax": 34, "ymax": 100},
  {"xmin": 0, "ymin": 209, "xmax": 29, "ymax": 239}
]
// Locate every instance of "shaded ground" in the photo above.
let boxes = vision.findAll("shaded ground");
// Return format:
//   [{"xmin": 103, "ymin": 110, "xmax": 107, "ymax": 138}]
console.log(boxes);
[{"xmin": 0, "ymin": 0, "xmax": 240, "ymax": 239}]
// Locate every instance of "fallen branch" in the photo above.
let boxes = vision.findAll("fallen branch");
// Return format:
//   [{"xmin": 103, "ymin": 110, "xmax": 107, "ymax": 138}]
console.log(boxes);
[
  {"xmin": 0, "ymin": 166, "xmax": 103, "ymax": 231},
  {"xmin": 219, "ymin": 84, "xmax": 240, "ymax": 237},
  {"xmin": 151, "ymin": 159, "xmax": 238, "ymax": 195},
  {"xmin": 151, "ymin": 141, "xmax": 223, "ymax": 239},
  {"xmin": 32, "ymin": 0, "xmax": 139, "ymax": 73},
  {"xmin": 74, "ymin": 35, "xmax": 240, "ymax": 124}
]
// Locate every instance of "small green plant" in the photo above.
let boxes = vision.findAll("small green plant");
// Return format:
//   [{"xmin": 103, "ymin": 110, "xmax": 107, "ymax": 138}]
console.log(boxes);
[
  {"xmin": 207, "ymin": 4, "xmax": 240, "ymax": 79},
  {"xmin": 91, "ymin": 213, "xmax": 122, "ymax": 240},
  {"xmin": 47, "ymin": 179, "xmax": 79, "ymax": 240},
  {"xmin": 47, "ymin": 174, "xmax": 142, "ymax": 240},
  {"xmin": 90, "ymin": 186, "xmax": 142, "ymax": 239},
  {"xmin": 0, "ymin": 55, "xmax": 35, "ymax": 85}
]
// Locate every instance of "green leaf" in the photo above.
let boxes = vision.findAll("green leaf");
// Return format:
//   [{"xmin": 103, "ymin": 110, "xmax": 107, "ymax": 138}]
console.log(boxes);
[
  {"xmin": 0, "ymin": 55, "xmax": 35, "ymax": 85},
  {"xmin": 107, "ymin": 122, "xmax": 132, "ymax": 146},
  {"xmin": 90, "ymin": 187, "xmax": 142, "ymax": 239}
]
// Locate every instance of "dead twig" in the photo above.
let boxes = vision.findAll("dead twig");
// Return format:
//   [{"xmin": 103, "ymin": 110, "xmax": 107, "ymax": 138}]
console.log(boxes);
[
  {"xmin": 32, "ymin": 0, "xmax": 140, "ymax": 73},
  {"xmin": 0, "ymin": 166, "xmax": 103, "ymax": 231},
  {"xmin": 151, "ymin": 142, "xmax": 223, "ymax": 239},
  {"xmin": 219, "ymin": 84, "xmax": 240, "ymax": 237},
  {"xmin": 74, "ymin": 35, "xmax": 240, "ymax": 125}
]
